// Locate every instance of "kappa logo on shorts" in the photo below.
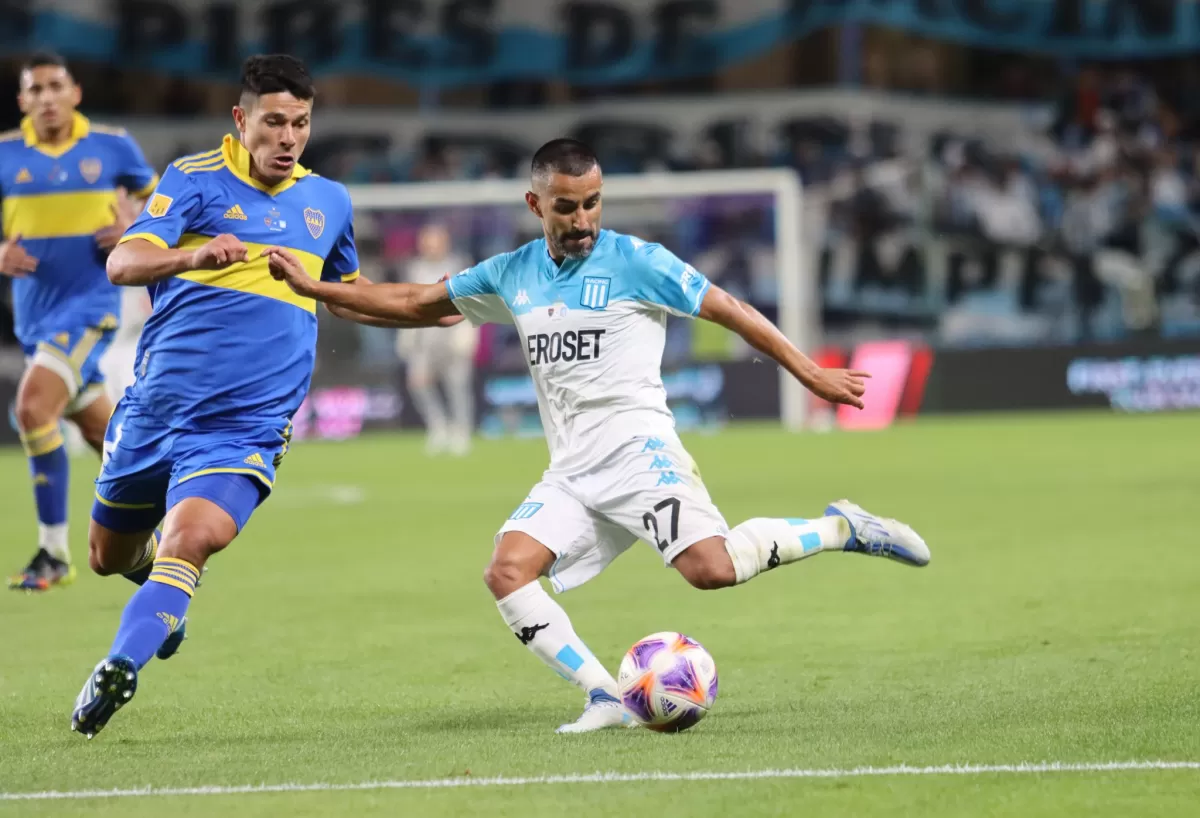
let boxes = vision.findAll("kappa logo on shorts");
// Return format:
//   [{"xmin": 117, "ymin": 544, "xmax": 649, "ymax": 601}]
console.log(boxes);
[
  {"xmin": 642, "ymin": 438, "xmax": 667, "ymax": 453},
  {"xmin": 656, "ymin": 471, "xmax": 683, "ymax": 487},
  {"xmin": 649, "ymin": 455, "xmax": 674, "ymax": 470},
  {"xmin": 510, "ymin": 502, "xmax": 543, "ymax": 520}
]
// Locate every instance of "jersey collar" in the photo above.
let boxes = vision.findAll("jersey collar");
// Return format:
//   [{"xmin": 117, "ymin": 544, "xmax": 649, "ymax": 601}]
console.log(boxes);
[
  {"xmin": 20, "ymin": 112, "xmax": 89, "ymax": 158},
  {"xmin": 221, "ymin": 134, "xmax": 309, "ymax": 195}
]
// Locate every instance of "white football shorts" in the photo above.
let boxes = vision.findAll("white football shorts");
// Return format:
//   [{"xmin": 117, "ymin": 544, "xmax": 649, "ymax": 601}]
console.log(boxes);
[{"xmin": 497, "ymin": 433, "xmax": 729, "ymax": 592}]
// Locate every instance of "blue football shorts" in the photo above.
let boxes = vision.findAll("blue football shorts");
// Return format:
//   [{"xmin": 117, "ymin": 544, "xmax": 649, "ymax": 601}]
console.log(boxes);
[{"xmin": 92, "ymin": 397, "xmax": 293, "ymax": 533}]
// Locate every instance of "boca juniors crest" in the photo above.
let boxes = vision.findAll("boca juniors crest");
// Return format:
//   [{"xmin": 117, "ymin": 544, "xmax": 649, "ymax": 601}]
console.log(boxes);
[
  {"xmin": 79, "ymin": 158, "xmax": 102, "ymax": 184},
  {"xmin": 304, "ymin": 208, "xmax": 325, "ymax": 239}
]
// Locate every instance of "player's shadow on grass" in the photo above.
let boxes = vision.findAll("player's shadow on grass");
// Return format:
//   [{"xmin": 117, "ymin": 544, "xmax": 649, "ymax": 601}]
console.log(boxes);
[{"xmin": 407, "ymin": 705, "xmax": 570, "ymax": 733}]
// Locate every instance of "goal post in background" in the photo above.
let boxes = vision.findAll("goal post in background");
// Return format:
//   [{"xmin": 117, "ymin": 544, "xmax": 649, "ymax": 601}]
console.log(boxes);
[{"xmin": 346, "ymin": 168, "xmax": 812, "ymax": 431}]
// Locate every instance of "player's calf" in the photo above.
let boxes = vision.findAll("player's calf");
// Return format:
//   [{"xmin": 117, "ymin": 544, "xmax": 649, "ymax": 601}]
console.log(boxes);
[
  {"xmin": 670, "ymin": 537, "xmax": 738, "ymax": 590},
  {"xmin": 10, "ymin": 365, "xmax": 74, "ymax": 587}
]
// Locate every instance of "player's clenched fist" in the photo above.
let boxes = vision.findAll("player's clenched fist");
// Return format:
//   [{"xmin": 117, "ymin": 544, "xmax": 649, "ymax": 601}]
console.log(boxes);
[
  {"xmin": 810, "ymin": 368, "xmax": 871, "ymax": 410},
  {"xmin": 190, "ymin": 234, "xmax": 250, "ymax": 270},
  {"xmin": 263, "ymin": 246, "xmax": 317, "ymax": 297}
]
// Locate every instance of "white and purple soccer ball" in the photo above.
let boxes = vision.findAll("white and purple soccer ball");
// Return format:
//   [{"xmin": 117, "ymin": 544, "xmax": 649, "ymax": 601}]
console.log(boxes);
[{"xmin": 617, "ymin": 631, "xmax": 718, "ymax": 732}]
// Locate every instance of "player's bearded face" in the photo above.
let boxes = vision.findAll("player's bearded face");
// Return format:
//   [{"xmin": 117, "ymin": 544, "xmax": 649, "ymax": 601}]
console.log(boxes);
[
  {"xmin": 235, "ymin": 93, "xmax": 313, "ymax": 186},
  {"xmin": 18, "ymin": 66, "xmax": 80, "ymax": 134},
  {"xmin": 532, "ymin": 169, "xmax": 603, "ymax": 261}
]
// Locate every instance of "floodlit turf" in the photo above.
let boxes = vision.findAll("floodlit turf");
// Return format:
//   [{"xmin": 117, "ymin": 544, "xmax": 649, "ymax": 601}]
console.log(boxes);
[{"xmin": 1, "ymin": 412, "xmax": 1198, "ymax": 816}]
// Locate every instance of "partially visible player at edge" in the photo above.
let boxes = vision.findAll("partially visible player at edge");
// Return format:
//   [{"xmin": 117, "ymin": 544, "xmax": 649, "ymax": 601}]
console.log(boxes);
[
  {"xmin": 70, "ymin": 54, "xmax": 422, "ymax": 739},
  {"xmin": 0, "ymin": 52, "xmax": 157, "ymax": 591},
  {"xmin": 273, "ymin": 138, "xmax": 933, "ymax": 734}
]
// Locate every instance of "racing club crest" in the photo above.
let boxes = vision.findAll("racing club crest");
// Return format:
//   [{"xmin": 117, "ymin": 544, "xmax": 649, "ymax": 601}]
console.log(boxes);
[{"xmin": 304, "ymin": 208, "xmax": 325, "ymax": 239}]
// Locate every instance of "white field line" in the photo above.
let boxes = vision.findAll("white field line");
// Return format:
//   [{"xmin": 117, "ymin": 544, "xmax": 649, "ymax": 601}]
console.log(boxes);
[{"xmin": 2, "ymin": 760, "xmax": 1197, "ymax": 802}]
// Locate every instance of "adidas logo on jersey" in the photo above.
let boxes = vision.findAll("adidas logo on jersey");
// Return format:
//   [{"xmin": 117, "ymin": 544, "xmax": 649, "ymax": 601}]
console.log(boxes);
[
  {"xmin": 224, "ymin": 204, "xmax": 248, "ymax": 220},
  {"xmin": 243, "ymin": 452, "xmax": 266, "ymax": 468},
  {"xmin": 15, "ymin": 167, "xmax": 32, "ymax": 184}
]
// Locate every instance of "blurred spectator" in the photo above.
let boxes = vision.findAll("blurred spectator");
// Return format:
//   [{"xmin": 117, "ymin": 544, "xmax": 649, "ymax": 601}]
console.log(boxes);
[{"xmin": 396, "ymin": 223, "xmax": 478, "ymax": 456}]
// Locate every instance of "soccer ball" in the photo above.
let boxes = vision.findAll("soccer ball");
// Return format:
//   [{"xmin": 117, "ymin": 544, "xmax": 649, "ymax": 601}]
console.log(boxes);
[{"xmin": 617, "ymin": 631, "xmax": 718, "ymax": 732}]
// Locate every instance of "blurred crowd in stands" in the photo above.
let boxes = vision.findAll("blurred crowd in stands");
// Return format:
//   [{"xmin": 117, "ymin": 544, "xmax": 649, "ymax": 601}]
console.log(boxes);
[{"xmin": 3, "ymin": 46, "xmax": 1200, "ymax": 357}]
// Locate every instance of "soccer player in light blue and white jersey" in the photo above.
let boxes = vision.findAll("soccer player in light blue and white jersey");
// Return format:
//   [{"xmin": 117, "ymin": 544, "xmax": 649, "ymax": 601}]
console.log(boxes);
[{"xmin": 273, "ymin": 139, "xmax": 932, "ymax": 734}]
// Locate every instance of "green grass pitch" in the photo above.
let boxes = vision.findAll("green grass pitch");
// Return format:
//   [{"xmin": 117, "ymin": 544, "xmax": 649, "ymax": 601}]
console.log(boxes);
[{"xmin": 1, "ymin": 412, "xmax": 1198, "ymax": 816}]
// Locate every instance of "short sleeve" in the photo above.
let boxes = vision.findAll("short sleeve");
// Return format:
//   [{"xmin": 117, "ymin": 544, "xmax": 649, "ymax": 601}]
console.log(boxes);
[
  {"xmin": 114, "ymin": 134, "xmax": 159, "ymax": 198},
  {"xmin": 445, "ymin": 255, "xmax": 513, "ymax": 326},
  {"xmin": 118, "ymin": 164, "xmax": 203, "ymax": 250},
  {"xmin": 321, "ymin": 209, "xmax": 360, "ymax": 283},
  {"xmin": 630, "ymin": 240, "xmax": 710, "ymax": 319}
]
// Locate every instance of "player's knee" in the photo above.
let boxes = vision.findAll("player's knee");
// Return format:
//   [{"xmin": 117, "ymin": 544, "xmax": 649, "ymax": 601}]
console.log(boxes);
[
  {"xmin": 483, "ymin": 554, "xmax": 539, "ymax": 599},
  {"xmin": 158, "ymin": 518, "xmax": 232, "ymax": 567},
  {"xmin": 87, "ymin": 530, "xmax": 123, "ymax": 576},
  {"xmin": 673, "ymin": 539, "xmax": 737, "ymax": 591},
  {"xmin": 14, "ymin": 391, "xmax": 57, "ymax": 432}
]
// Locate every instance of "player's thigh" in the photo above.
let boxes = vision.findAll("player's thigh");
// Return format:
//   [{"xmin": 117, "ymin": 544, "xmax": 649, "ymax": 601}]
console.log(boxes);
[
  {"xmin": 66, "ymin": 391, "xmax": 115, "ymax": 453},
  {"xmin": 495, "ymin": 482, "xmax": 636, "ymax": 594},
  {"xmin": 14, "ymin": 358, "xmax": 71, "ymax": 430},
  {"xmin": 157, "ymin": 489, "xmax": 246, "ymax": 570},
  {"xmin": 589, "ymin": 435, "xmax": 729, "ymax": 568}
]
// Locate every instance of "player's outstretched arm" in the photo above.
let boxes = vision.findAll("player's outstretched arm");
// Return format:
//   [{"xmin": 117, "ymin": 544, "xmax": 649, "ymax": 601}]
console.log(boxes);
[
  {"xmin": 107, "ymin": 234, "xmax": 250, "ymax": 286},
  {"xmin": 265, "ymin": 247, "xmax": 460, "ymax": 327},
  {"xmin": 323, "ymin": 278, "xmax": 466, "ymax": 329},
  {"xmin": 698, "ymin": 284, "xmax": 870, "ymax": 409}
]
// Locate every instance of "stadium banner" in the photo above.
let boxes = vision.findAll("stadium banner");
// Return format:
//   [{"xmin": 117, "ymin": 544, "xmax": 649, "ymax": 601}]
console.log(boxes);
[
  {"xmin": 2, "ymin": 0, "xmax": 1197, "ymax": 85},
  {"xmin": 919, "ymin": 338, "xmax": 1200, "ymax": 415}
]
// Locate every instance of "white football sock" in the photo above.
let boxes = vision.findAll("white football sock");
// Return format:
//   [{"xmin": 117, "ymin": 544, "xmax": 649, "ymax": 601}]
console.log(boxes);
[
  {"xmin": 496, "ymin": 581, "xmax": 619, "ymax": 701},
  {"xmin": 39, "ymin": 523, "xmax": 69, "ymax": 563},
  {"xmin": 723, "ymin": 516, "xmax": 851, "ymax": 584}
]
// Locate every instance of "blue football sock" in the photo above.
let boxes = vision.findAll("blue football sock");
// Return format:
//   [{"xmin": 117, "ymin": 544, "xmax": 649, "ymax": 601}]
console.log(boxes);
[
  {"xmin": 21, "ymin": 422, "xmax": 70, "ymax": 560},
  {"xmin": 122, "ymin": 529, "xmax": 162, "ymax": 586},
  {"xmin": 109, "ymin": 558, "xmax": 199, "ymax": 669}
]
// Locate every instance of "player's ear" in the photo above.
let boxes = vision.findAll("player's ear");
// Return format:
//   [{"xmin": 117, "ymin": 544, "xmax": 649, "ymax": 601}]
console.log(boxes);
[
  {"xmin": 525, "ymin": 191, "xmax": 542, "ymax": 219},
  {"xmin": 69, "ymin": 81, "xmax": 81, "ymax": 108},
  {"xmin": 232, "ymin": 105, "xmax": 247, "ymax": 133}
]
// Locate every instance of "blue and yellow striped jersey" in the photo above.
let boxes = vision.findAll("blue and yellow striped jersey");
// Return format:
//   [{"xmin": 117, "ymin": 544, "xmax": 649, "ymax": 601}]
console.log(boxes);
[
  {"xmin": 0, "ymin": 113, "xmax": 158, "ymax": 344},
  {"xmin": 118, "ymin": 134, "xmax": 359, "ymax": 429}
]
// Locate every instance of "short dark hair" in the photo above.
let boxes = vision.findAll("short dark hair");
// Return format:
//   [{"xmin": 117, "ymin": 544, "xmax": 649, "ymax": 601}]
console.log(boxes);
[
  {"xmin": 21, "ymin": 50, "xmax": 71, "ymax": 77},
  {"xmin": 240, "ymin": 54, "xmax": 315, "ymax": 103},
  {"xmin": 531, "ymin": 138, "xmax": 599, "ymax": 182}
]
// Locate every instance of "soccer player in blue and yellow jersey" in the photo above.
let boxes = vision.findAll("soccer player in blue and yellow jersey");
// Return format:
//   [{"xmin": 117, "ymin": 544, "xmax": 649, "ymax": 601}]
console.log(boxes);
[
  {"xmin": 1, "ymin": 52, "xmax": 159, "ymax": 592},
  {"xmin": 69, "ymin": 54, "xmax": 394, "ymax": 738}
]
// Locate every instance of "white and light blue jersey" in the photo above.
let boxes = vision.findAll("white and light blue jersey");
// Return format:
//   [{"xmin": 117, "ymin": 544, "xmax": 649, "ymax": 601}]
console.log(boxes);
[{"xmin": 446, "ymin": 229, "xmax": 710, "ymax": 471}]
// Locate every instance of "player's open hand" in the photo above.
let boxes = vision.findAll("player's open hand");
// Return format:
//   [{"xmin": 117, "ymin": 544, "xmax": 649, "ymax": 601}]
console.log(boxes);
[
  {"xmin": 262, "ymin": 247, "xmax": 316, "ymax": 297},
  {"xmin": 810, "ymin": 368, "xmax": 871, "ymax": 410},
  {"xmin": 94, "ymin": 190, "xmax": 138, "ymax": 251},
  {"xmin": 191, "ymin": 234, "xmax": 250, "ymax": 270},
  {"xmin": 0, "ymin": 234, "xmax": 38, "ymax": 277}
]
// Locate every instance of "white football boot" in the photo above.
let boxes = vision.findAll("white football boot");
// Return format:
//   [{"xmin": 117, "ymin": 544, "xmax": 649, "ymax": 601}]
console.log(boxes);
[
  {"xmin": 556, "ymin": 692, "xmax": 636, "ymax": 734},
  {"xmin": 825, "ymin": 500, "xmax": 931, "ymax": 567}
]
